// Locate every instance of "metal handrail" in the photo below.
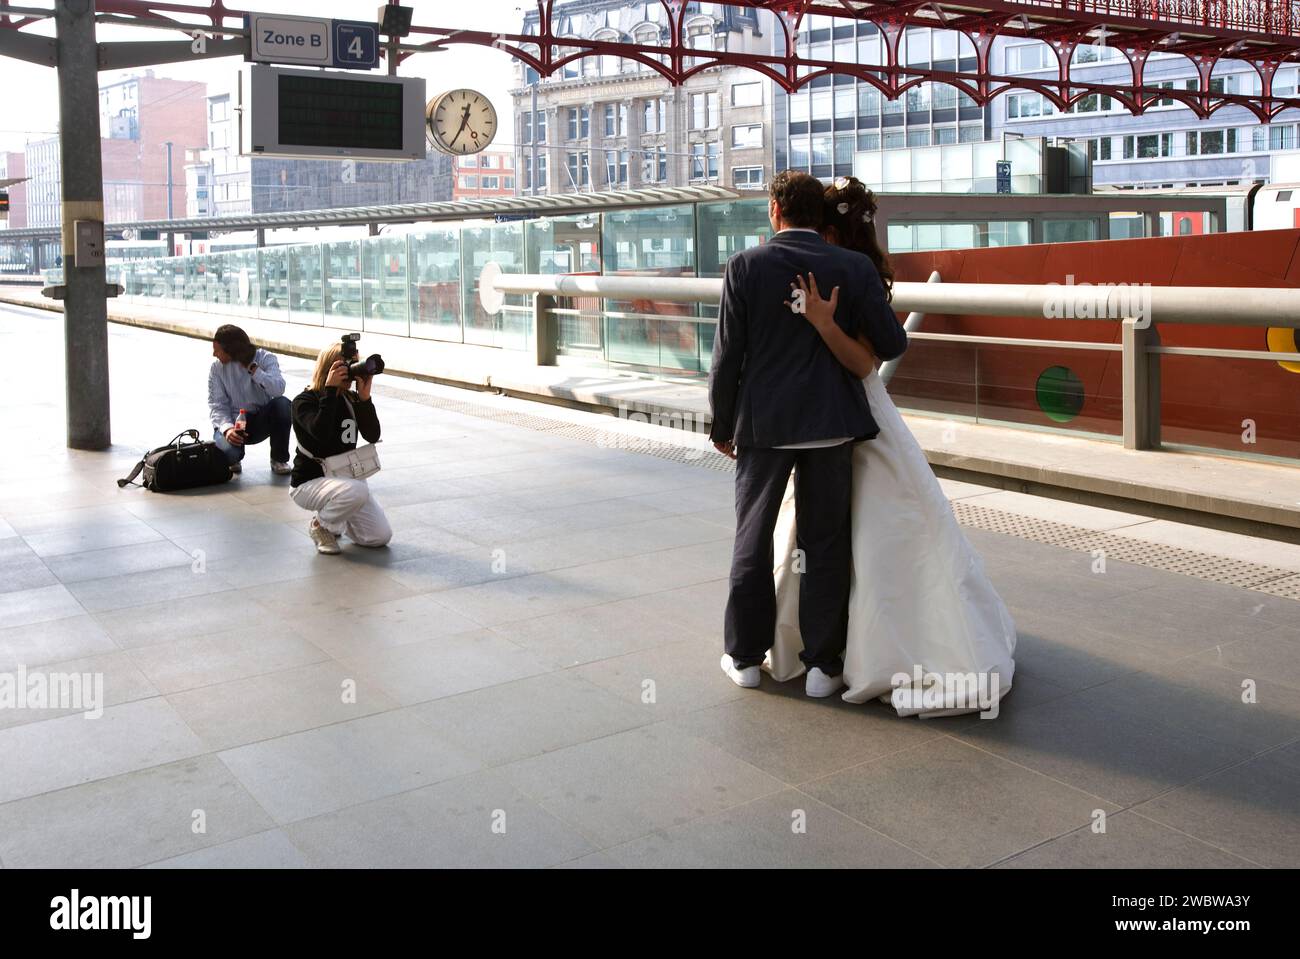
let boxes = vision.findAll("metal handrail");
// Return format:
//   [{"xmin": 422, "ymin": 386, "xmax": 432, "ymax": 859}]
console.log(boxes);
[{"xmin": 483, "ymin": 270, "xmax": 1300, "ymax": 329}]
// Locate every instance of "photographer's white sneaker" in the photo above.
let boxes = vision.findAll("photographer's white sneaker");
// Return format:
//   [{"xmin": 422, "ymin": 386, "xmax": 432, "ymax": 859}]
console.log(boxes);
[
  {"xmin": 271, "ymin": 461, "xmax": 292, "ymax": 475},
  {"xmin": 229, "ymin": 462, "xmax": 241, "ymax": 475},
  {"xmin": 720, "ymin": 654, "xmax": 760, "ymax": 689},
  {"xmin": 309, "ymin": 519, "xmax": 341, "ymax": 555},
  {"xmin": 806, "ymin": 667, "xmax": 844, "ymax": 699}
]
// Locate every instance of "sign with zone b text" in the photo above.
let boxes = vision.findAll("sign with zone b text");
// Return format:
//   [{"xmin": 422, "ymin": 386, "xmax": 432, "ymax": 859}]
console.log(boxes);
[{"xmin": 246, "ymin": 15, "xmax": 379, "ymax": 70}]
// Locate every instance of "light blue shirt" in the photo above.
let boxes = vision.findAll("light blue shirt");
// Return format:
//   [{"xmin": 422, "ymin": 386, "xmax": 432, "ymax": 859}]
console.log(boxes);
[{"xmin": 207, "ymin": 347, "xmax": 286, "ymax": 433}]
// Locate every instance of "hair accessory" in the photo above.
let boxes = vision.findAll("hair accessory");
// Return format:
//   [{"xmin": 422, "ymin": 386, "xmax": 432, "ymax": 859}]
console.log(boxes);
[
  {"xmin": 836, "ymin": 201, "xmax": 850, "ymax": 215},
  {"xmin": 833, "ymin": 176, "xmax": 850, "ymax": 190},
  {"xmin": 862, "ymin": 211, "xmax": 874, "ymax": 223}
]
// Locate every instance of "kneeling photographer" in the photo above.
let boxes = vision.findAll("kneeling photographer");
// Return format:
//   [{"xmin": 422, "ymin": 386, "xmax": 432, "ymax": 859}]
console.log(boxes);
[{"xmin": 289, "ymin": 334, "xmax": 390, "ymax": 555}]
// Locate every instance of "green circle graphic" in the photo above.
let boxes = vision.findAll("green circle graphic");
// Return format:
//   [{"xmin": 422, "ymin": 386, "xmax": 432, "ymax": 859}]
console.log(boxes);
[{"xmin": 1035, "ymin": 366, "xmax": 1085, "ymax": 423}]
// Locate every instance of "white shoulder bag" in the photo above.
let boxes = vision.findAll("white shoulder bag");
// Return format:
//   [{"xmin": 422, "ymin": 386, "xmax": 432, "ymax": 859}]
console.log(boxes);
[{"xmin": 297, "ymin": 394, "xmax": 382, "ymax": 480}]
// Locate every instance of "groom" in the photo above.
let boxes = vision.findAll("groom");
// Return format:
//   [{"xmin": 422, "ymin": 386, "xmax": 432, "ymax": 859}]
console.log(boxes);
[{"xmin": 709, "ymin": 171, "xmax": 908, "ymax": 697}]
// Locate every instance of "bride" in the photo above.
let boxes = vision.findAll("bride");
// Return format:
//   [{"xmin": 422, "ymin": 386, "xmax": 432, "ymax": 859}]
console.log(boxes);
[{"xmin": 765, "ymin": 177, "xmax": 1017, "ymax": 718}]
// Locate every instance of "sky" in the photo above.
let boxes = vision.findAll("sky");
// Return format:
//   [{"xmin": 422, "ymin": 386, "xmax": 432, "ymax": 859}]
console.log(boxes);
[{"xmin": 0, "ymin": 0, "xmax": 529, "ymax": 154}]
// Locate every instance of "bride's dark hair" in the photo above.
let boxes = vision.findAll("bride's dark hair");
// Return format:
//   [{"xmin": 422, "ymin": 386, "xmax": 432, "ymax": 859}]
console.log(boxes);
[{"xmin": 822, "ymin": 176, "xmax": 894, "ymax": 301}]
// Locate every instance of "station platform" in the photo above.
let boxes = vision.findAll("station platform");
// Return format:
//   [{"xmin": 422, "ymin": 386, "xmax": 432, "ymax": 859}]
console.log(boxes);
[
  {"xmin": 1, "ymin": 300, "xmax": 1298, "ymax": 868},
  {"xmin": 5, "ymin": 285, "xmax": 1300, "ymax": 545}
]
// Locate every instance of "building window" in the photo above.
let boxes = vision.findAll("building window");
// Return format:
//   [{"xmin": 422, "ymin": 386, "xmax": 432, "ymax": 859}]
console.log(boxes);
[
  {"xmin": 731, "ymin": 81, "xmax": 762, "ymax": 107},
  {"xmin": 523, "ymin": 155, "xmax": 547, "ymax": 190},
  {"xmin": 566, "ymin": 152, "xmax": 590, "ymax": 187},
  {"xmin": 642, "ymin": 98, "xmax": 665, "ymax": 134},
  {"xmin": 691, "ymin": 141, "xmax": 719, "ymax": 180},
  {"xmin": 732, "ymin": 166, "xmax": 764, "ymax": 188},
  {"xmin": 567, "ymin": 107, "xmax": 590, "ymax": 141},
  {"xmin": 731, "ymin": 124, "xmax": 762, "ymax": 149},
  {"xmin": 504, "ymin": 176, "xmax": 514, "ymax": 189},
  {"xmin": 603, "ymin": 103, "xmax": 627, "ymax": 137},
  {"xmin": 522, "ymin": 111, "xmax": 546, "ymax": 145},
  {"xmin": 482, "ymin": 176, "xmax": 499, "ymax": 189},
  {"xmin": 690, "ymin": 92, "xmax": 719, "ymax": 129},
  {"xmin": 458, "ymin": 175, "xmax": 478, "ymax": 189}
]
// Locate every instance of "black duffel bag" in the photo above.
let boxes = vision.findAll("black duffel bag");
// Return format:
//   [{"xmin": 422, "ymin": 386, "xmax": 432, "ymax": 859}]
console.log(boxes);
[{"xmin": 117, "ymin": 429, "xmax": 233, "ymax": 492}]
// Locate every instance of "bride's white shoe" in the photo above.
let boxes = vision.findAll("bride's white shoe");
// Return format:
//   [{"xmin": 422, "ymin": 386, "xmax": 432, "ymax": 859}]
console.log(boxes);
[
  {"xmin": 805, "ymin": 667, "xmax": 844, "ymax": 698},
  {"xmin": 720, "ymin": 654, "xmax": 761, "ymax": 688}
]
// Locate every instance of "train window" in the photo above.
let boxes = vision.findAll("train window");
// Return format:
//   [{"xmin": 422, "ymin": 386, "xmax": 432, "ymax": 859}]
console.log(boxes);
[{"xmin": 1278, "ymin": 191, "xmax": 1293, "ymax": 201}]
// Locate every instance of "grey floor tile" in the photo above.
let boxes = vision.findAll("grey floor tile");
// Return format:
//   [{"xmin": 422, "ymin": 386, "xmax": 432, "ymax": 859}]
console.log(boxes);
[
  {"xmin": 0, "ymin": 697, "xmax": 205, "ymax": 804},
  {"xmin": 288, "ymin": 591, "xmax": 484, "ymax": 661},
  {"xmin": 491, "ymin": 597, "xmax": 700, "ymax": 669},
  {"xmin": 501, "ymin": 723, "xmax": 786, "ymax": 848},
  {"xmin": 411, "ymin": 671, "xmax": 653, "ymax": 767},
  {"xmin": 1192, "ymin": 628, "xmax": 1300, "ymax": 692},
  {"xmin": 0, "ymin": 555, "xmax": 59, "ymax": 594},
  {"xmin": 802, "ymin": 737, "xmax": 1120, "ymax": 868},
  {"xmin": 285, "ymin": 767, "xmax": 596, "ymax": 868},
  {"xmin": 218, "ymin": 709, "xmax": 482, "ymax": 824},
  {"xmin": 951, "ymin": 687, "xmax": 1249, "ymax": 806},
  {"xmin": 165, "ymin": 660, "xmax": 399, "ymax": 752},
  {"xmin": 127, "ymin": 624, "xmax": 328, "ymax": 694},
  {"xmin": 603, "ymin": 790, "xmax": 935, "ymax": 868},
  {"xmin": 0, "ymin": 614, "xmax": 117, "ymax": 670},
  {"xmin": 67, "ymin": 563, "xmax": 236, "ymax": 614},
  {"xmin": 431, "ymin": 570, "xmax": 627, "ymax": 627},
  {"xmin": 340, "ymin": 629, "xmax": 550, "ymax": 706},
  {"xmin": 1062, "ymin": 588, "xmax": 1275, "ymax": 656},
  {"xmin": 93, "ymin": 588, "xmax": 281, "ymax": 648},
  {"xmin": 0, "ymin": 755, "xmax": 274, "ymax": 868},
  {"xmin": 44, "ymin": 539, "xmax": 196, "ymax": 585},
  {"xmin": 0, "ymin": 583, "xmax": 85, "ymax": 630},
  {"xmin": 995, "ymin": 810, "xmax": 1259, "ymax": 868},
  {"xmin": 24, "ymin": 520, "xmax": 164, "ymax": 559},
  {"xmin": 671, "ymin": 693, "xmax": 943, "ymax": 785},
  {"xmin": 572, "ymin": 639, "xmax": 749, "ymax": 718},
  {"xmin": 245, "ymin": 567, "xmax": 417, "ymax": 618},
  {"xmin": 1133, "ymin": 739, "xmax": 1300, "ymax": 868},
  {"xmin": 144, "ymin": 829, "xmax": 309, "ymax": 868},
  {"xmin": 1080, "ymin": 656, "xmax": 1300, "ymax": 754},
  {"xmin": 1007, "ymin": 604, "xmax": 1179, "ymax": 692}
]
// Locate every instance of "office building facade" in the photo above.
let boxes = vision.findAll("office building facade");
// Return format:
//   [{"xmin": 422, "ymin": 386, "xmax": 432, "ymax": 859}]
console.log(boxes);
[{"xmin": 513, "ymin": 0, "xmax": 773, "ymax": 195}]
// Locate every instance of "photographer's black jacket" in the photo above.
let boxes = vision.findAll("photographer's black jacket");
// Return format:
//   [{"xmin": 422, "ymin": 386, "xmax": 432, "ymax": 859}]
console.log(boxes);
[{"xmin": 289, "ymin": 387, "xmax": 381, "ymax": 487}]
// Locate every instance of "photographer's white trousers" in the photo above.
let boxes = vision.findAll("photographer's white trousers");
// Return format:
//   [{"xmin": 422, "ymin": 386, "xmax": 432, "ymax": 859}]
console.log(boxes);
[{"xmin": 290, "ymin": 477, "xmax": 392, "ymax": 546}]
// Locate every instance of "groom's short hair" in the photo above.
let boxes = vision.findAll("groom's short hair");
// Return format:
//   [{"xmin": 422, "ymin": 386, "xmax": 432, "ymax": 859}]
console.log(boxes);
[{"xmin": 769, "ymin": 170, "xmax": 823, "ymax": 229}]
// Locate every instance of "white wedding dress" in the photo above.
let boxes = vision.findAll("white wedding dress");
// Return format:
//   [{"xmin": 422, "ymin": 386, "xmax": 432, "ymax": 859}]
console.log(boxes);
[{"xmin": 766, "ymin": 369, "xmax": 1017, "ymax": 717}]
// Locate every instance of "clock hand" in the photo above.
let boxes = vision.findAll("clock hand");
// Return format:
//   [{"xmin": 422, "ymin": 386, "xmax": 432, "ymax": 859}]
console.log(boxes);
[{"xmin": 448, "ymin": 104, "xmax": 472, "ymax": 147}]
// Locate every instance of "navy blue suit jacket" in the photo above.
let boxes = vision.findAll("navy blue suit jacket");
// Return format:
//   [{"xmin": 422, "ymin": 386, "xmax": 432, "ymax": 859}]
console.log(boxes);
[{"xmin": 708, "ymin": 230, "xmax": 907, "ymax": 448}]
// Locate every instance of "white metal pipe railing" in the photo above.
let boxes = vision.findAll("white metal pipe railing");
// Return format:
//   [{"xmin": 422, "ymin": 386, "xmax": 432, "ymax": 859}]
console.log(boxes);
[{"xmin": 483, "ymin": 270, "xmax": 1300, "ymax": 329}]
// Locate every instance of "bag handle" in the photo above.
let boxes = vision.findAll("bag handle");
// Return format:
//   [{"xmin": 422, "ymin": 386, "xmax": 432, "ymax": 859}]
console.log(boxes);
[{"xmin": 117, "ymin": 457, "xmax": 146, "ymax": 488}]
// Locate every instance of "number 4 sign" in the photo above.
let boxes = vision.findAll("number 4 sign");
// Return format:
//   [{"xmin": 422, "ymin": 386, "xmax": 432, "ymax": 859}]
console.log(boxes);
[{"xmin": 333, "ymin": 21, "xmax": 379, "ymax": 70}]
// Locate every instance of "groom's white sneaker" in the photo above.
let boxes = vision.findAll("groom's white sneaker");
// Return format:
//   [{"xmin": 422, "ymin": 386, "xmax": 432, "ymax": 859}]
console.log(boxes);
[
  {"xmin": 805, "ymin": 667, "xmax": 845, "ymax": 698},
  {"xmin": 720, "ymin": 654, "xmax": 760, "ymax": 689}
]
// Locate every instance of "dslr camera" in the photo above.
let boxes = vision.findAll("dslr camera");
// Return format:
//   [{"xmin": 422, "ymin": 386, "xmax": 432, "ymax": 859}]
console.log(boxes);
[{"xmin": 341, "ymin": 333, "xmax": 385, "ymax": 380}]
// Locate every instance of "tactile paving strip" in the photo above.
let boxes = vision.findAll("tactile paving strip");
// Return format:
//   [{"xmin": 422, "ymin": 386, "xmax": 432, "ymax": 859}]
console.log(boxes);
[{"xmin": 376, "ymin": 381, "xmax": 1300, "ymax": 599}]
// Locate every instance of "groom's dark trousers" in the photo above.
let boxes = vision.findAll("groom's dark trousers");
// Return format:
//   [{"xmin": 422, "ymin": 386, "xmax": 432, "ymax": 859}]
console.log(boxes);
[{"xmin": 725, "ymin": 443, "xmax": 853, "ymax": 675}]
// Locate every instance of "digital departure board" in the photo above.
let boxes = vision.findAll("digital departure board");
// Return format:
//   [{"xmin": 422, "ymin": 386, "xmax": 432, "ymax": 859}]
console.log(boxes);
[
  {"xmin": 278, "ymin": 74, "xmax": 404, "ymax": 151},
  {"xmin": 240, "ymin": 64, "xmax": 426, "ymax": 161}
]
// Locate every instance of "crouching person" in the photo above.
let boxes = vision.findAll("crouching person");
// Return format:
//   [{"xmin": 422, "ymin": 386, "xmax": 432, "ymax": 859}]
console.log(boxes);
[
  {"xmin": 209, "ymin": 324, "xmax": 292, "ymax": 475},
  {"xmin": 289, "ymin": 343, "xmax": 391, "ymax": 555}
]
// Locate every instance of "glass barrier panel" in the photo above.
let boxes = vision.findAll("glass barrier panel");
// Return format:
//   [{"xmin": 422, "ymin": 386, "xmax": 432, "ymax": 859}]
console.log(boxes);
[
  {"xmin": 1159, "ymin": 350, "xmax": 1300, "ymax": 462},
  {"xmin": 409, "ymin": 228, "xmax": 463, "ymax": 342},
  {"xmin": 526, "ymin": 215, "xmax": 602, "ymax": 357},
  {"xmin": 259, "ymin": 247, "xmax": 290, "ymax": 322},
  {"xmin": 362, "ymin": 235, "xmax": 409, "ymax": 337},
  {"xmin": 461, "ymin": 221, "xmax": 525, "ymax": 348},
  {"xmin": 973, "ymin": 342, "xmax": 1121, "ymax": 437},
  {"xmin": 324, "ymin": 240, "xmax": 363, "ymax": 330},
  {"xmin": 289, "ymin": 244, "xmax": 324, "ymax": 325},
  {"xmin": 601, "ymin": 204, "xmax": 698, "ymax": 370},
  {"xmin": 229, "ymin": 249, "xmax": 260, "ymax": 314}
]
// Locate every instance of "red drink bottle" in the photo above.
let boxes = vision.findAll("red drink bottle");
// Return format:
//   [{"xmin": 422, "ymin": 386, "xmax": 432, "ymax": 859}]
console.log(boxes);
[{"xmin": 235, "ymin": 408, "xmax": 247, "ymax": 433}]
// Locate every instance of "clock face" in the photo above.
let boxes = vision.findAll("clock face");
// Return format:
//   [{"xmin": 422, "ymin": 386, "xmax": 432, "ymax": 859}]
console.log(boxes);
[{"xmin": 427, "ymin": 89, "xmax": 498, "ymax": 156}]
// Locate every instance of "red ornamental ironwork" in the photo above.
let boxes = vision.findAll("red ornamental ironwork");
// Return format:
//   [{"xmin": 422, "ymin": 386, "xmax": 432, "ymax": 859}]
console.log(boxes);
[{"xmin": 3, "ymin": 0, "xmax": 1300, "ymax": 120}]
